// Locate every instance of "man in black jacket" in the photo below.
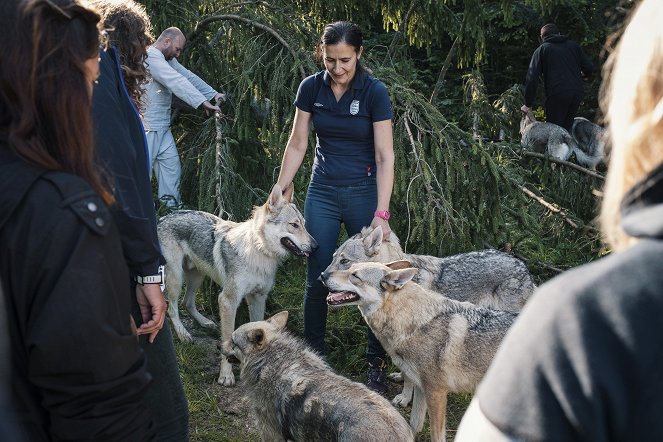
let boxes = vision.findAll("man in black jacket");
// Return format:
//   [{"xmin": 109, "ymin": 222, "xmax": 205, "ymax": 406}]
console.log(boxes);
[{"xmin": 520, "ymin": 23, "xmax": 594, "ymax": 132}]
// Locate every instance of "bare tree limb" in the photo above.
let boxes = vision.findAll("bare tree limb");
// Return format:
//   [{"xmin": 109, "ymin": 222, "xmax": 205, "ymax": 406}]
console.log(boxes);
[
  {"xmin": 521, "ymin": 150, "xmax": 605, "ymax": 180},
  {"xmin": 521, "ymin": 186, "xmax": 579, "ymax": 229},
  {"xmin": 430, "ymin": 34, "xmax": 460, "ymax": 103}
]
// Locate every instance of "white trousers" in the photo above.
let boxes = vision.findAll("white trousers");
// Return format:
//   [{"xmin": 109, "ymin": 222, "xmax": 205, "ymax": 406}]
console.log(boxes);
[{"xmin": 146, "ymin": 129, "xmax": 181, "ymax": 207}]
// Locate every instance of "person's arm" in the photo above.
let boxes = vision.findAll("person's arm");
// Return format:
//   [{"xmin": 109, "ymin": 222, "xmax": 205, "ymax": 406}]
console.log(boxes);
[
  {"xmin": 523, "ymin": 49, "xmax": 542, "ymax": 109},
  {"xmin": 147, "ymin": 51, "xmax": 209, "ymax": 110},
  {"xmin": 169, "ymin": 57, "xmax": 217, "ymax": 101},
  {"xmin": 370, "ymin": 119, "xmax": 394, "ymax": 239},
  {"xmin": 577, "ymin": 45, "xmax": 594, "ymax": 78},
  {"xmin": 456, "ymin": 398, "xmax": 520, "ymax": 442},
  {"xmin": 276, "ymin": 107, "xmax": 311, "ymax": 190}
]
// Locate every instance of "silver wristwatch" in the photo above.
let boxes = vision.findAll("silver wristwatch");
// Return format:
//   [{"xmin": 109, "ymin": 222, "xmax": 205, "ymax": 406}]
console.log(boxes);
[{"xmin": 135, "ymin": 265, "xmax": 165, "ymax": 290}]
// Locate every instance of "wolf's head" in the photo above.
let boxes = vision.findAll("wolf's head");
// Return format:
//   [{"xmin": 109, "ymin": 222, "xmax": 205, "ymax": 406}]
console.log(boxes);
[
  {"xmin": 321, "ymin": 261, "xmax": 417, "ymax": 314},
  {"xmin": 320, "ymin": 226, "xmax": 403, "ymax": 281},
  {"xmin": 222, "ymin": 311, "xmax": 289, "ymax": 363},
  {"xmin": 519, "ymin": 110, "xmax": 536, "ymax": 135},
  {"xmin": 262, "ymin": 184, "xmax": 318, "ymax": 258}
]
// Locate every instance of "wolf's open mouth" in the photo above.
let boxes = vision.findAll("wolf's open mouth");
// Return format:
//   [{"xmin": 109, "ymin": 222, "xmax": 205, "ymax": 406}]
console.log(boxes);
[
  {"xmin": 326, "ymin": 291, "xmax": 359, "ymax": 306},
  {"xmin": 280, "ymin": 237, "xmax": 309, "ymax": 257}
]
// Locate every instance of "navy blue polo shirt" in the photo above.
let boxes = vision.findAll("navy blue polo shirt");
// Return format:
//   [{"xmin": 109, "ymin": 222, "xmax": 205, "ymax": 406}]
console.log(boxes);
[{"xmin": 294, "ymin": 69, "xmax": 393, "ymax": 185}]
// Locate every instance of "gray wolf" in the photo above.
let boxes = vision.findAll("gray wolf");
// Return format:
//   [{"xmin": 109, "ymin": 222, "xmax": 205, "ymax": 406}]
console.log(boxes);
[
  {"xmin": 520, "ymin": 110, "xmax": 576, "ymax": 161},
  {"xmin": 158, "ymin": 184, "xmax": 317, "ymax": 386},
  {"xmin": 222, "ymin": 311, "xmax": 414, "ymax": 442},
  {"xmin": 322, "ymin": 225, "xmax": 533, "ymax": 407},
  {"xmin": 571, "ymin": 116, "xmax": 606, "ymax": 169},
  {"xmin": 321, "ymin": 261, "xmax": 517, "ymax": 442}
]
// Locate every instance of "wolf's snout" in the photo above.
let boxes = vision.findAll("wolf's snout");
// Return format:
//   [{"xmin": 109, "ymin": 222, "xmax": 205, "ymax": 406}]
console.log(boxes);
[
  {"xmin": 318, "ymin": 271, "xmax": 328, "ymax": 284},
  {"xmin": 310, "ymin": 238, "xmax": 319, "ymax": 252}
]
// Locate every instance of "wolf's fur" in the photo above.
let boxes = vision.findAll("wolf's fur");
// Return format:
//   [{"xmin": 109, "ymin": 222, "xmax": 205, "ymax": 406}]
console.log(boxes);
[
  {"xmin": 223, "ymin": 311, "xmax": 414, "ymax": 442},
  {"xmin": 322, "ymin": 262, "xmax": 517, "ymax": 442},
  {"xmin": 322, "ymin": 226, "xmax": 533, "ymax": 407},
  {"xmin": 323, "ymin": 226, "xmax": 534, "ymax": 312},
  {"xmin": 520, "ymin": 111, "xmax": 576, "ymax": 161},
  {"xmin": 158, "ymin": 184, "xmax": 317, "ymax": 386},
  {"xmin": 571, "ymin": 116, "xmax": 606, "ymax": 169}
]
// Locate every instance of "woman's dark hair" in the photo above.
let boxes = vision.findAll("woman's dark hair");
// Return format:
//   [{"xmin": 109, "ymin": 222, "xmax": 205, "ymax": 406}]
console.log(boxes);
[
  {"xmin": 93, "ymin": 0, "xmax": 153, "ymax": 110},
  {"xmin": 0, "ymin": 0, "xmax": 113, "ymax": 205},
  {"xmin": 314, "ymin": 21, "xmax": 364, "ymax": 70}
]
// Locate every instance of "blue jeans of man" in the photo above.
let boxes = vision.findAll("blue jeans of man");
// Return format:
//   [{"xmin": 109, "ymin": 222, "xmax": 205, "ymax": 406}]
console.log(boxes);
[{"xmin": 303, "ymin": 178, "xmax": 386, "ymax": 361}]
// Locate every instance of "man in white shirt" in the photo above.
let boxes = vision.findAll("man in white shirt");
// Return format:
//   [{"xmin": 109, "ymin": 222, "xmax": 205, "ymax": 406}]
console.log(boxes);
[{"xmin": 144, "ymin": 27, "xmax": 224, "ymax": 207}]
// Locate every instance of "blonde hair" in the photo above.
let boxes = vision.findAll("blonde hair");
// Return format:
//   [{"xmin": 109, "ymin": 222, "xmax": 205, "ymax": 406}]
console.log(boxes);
[{"xmin": 600, "ymin": 0, "xmax": 663, "ymax": 250}]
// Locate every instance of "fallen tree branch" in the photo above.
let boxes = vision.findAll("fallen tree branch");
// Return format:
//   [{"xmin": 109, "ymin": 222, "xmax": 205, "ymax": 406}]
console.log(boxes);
[
  {"xmin": 521, "ymin": 186, "xmax": 579, "ymax": 229},
  {"xmin": 521, "ymin": 150, "xmax": 605, "ymax": 180}
]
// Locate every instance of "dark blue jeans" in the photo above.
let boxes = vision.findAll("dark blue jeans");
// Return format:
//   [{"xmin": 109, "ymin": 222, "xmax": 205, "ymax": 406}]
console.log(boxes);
[{"xmin": 303, "ymin": 179, "xmax": 386, "ymax": 361}]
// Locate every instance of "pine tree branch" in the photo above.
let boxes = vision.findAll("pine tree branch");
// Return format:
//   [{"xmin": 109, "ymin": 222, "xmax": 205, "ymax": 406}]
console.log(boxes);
[
  {"xmin": 190, "ymin": 14, "xmax": 306, "ymax": 80},
  {"xmin": 521, "ymin": 150, "xmax": 605, "ymax": 180},
  {"xmin": 386, "ymin": 0, "xmax": 417, "ymax": 63}
]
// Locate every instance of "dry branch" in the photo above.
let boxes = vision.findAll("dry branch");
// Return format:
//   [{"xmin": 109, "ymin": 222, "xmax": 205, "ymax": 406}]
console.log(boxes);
[
  {"xmin": 521, "ymin": 150, "xmax": 605, "ymax": 180},
  {"xmin": 521, "ymin": 186, "xmax": 579, "ymax": 229}
]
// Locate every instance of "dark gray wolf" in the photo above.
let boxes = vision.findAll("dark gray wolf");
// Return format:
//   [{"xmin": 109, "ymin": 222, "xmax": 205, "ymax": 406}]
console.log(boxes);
[
  {"xmin": 158, "ymin": 184, "xmax": 317, "ymax": 386},
  {"xmin": 571, "ymin": 116, "xmax": 606, "ymax": 169},
  {"xmin": 222, "ymin": 311, "xmax": 414, "ymax": 442},
  {"xmin": 322, "ymin": 225, "xmax": 533, "ymax": 407},
  {"xmin": 520, "ymin": 110, "xmax": 575, "ymax": 161},
  {"xmin": 321, "ymin": 261, "xmax": 517, "ymax": 442}
]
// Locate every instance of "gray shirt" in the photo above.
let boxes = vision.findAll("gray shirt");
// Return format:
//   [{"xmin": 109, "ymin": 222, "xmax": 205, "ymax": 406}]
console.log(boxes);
[{"xmin": 143, "ymin": 46, "xmax": 217, "ymax": 131}]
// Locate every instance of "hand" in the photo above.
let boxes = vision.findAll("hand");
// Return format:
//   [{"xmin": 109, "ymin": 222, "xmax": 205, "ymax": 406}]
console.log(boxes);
[
  {"xmin": 135, "ymin": 283, "xmax": 167, "ymax": 343},
  {"xmin": 370, "ymin": 216, "xmax": 391, "ymax": 241},
  {"xmin": 520, "ymin": 104, "xmax": 531, "ymax": 114},
  {"xmin": 201, "ymin": 100, "xmax": 221, "ymax": 116},
  {"xmin": 213, "ymin": 92, "xmax": 227, "ymax": 103}
]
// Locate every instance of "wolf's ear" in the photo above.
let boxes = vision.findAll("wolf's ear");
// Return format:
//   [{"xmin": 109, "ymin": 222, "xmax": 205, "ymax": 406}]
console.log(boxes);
[
  {"xmin": 266, "ymin": 311, "xmax": 289, "ymax": 330},
  {"xmin": 282, "ymin": 183, "xmax": 294, "ymax": 203},
  {"xmin": 362, "ymin": 225, "xmax": 383, "ymax": 256},
  {"xmin": 381, "ymin": 268, "xmax": 417, "ymax": 290},
  {"xmin": 248, "ymin": 329, "xmax": 265, "ymax": 346},
  {"xmin": 268, "ymin": 184, "xmax": 285, "ymax": 212},
  {"xmin": 385, "ymin": 260, "xmax": 411, "ymax": 270}
]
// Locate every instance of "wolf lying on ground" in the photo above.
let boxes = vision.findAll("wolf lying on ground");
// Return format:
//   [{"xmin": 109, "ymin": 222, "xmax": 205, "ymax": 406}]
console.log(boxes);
[
  {"xmin": 322, "ymin": 261, "xmax": 517, "ymax": 442},
  {"xmin": 157, "ymin": 184, "xmax": 317, "ymax": 386},
  {"xmin": 520, "ymin": 110, "xmax": 576, "ymax": 162},
  {"xmin": 321, "ymin": 225, "xmax": 533, "ymax": 408},
  {"xmin": 571, "ymin": 116, "xmax": 606, "ymax": 170},
  {"xmin": 222, "ymin": 311, "xmax": 414, "ymax": 442}
]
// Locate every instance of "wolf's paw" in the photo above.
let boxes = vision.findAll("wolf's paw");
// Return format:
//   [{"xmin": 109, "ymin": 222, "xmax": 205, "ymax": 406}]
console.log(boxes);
[
  {"xmin": 387, "ymin": 372, "xmax": 403, "ymax": 383},
  {"xmin": 392, "ymin": 393, "xmax": 411, "ymax": 408},
  {"xmin": 174, "ymin": 328, "xmax": 194, "ymax": 343},
  {"xmin": 217, "ymin": 372, "xmax": 236, "ymax": 386},
  {"xmin": 202, "ymin": 320, "xmax": 217, "ymax": 329}
]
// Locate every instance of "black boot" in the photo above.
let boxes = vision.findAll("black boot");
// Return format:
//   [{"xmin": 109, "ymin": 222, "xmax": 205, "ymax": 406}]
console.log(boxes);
[{"xmin": 366, "ymin": 356, "xmax": 388, "ymax": 395}]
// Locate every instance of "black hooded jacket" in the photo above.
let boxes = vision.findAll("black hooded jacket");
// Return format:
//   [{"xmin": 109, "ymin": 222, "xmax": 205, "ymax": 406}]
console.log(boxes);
[
  {"xmin": 477, "ymin": 162, "xmax": 663, "ymax": 441},
  {"xmin": 524, "ymin": 35, "xmax": 594, "ymax": 107},
  {"xmin": 0, "ymin": 141, "xmax": 155, "ymax": 441}
]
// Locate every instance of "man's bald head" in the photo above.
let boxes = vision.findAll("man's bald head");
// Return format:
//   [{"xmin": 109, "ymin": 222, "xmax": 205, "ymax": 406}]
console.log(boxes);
[{"xmin": 155, "ymin": 27, "xmax": 185, "ymax": 60}]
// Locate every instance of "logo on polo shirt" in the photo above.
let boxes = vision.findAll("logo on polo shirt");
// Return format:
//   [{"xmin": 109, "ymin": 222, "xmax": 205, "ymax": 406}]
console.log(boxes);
[
  {"xmin": 314, "ymin": 103, "xmax": 324, "ymax": 107},
  {"xmin": 350, "ymin": 100, "xmax": 359, "ymax": 115}
]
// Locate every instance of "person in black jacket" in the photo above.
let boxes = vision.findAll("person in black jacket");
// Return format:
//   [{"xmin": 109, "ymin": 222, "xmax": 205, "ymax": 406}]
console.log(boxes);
[
  {"xmin": 521, "ymin": 23, "xmax": 594, "ymax": 132},
  {"xmin": 456, "ymin": 1, "xmax": 663, "ymax": 440},
  {"xmin": 0, "ymin": 0, "xmax": 154, "ymax": 440},
  {"xmin": 91, "ymin": 0, "xmax": 189, "ymax": 439}
]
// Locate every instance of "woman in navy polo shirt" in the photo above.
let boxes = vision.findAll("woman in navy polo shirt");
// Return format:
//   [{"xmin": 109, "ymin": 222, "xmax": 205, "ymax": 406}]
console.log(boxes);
[{"xmin": 276, "ymin": 21, "xmax": 395, "ymax": 393}]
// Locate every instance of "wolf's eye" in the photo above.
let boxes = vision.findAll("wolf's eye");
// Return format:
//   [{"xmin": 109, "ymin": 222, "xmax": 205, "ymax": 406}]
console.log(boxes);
[
  {"xmin": 340, "ymin": 258, "xmax": 349, "ymax": 265},
  {"xmin": 289, "ymin": 222, "xmax": 299, "ymax": 229}
]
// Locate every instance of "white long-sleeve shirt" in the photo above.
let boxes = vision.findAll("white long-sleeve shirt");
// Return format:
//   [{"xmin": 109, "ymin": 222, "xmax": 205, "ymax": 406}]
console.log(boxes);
[{"xmin": 142, "ymin": 46, "xmax": 217, "ymax": 131}]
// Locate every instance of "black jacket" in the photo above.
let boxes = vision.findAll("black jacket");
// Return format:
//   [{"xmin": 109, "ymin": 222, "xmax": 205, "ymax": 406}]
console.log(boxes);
[
  {"xmin": 93, "ymin": 48, "xmax": 163, "ymax": 279},
  {"xmin": 0, "ymin": 142, "xmax": 155, "ymax": 441},
  {"xmin": 477, "ymin": 162, "xmax": 663, "ymax": 441},
  {"xmin": 524, "ymin": 35, "xmax": 594, "ymax": 107}
]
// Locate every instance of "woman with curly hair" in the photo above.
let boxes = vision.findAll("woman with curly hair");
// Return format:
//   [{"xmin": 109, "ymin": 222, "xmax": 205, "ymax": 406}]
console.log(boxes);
[{"xmin": 91, "ymin": 0, "xmax": 190, "ymax": 440}]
